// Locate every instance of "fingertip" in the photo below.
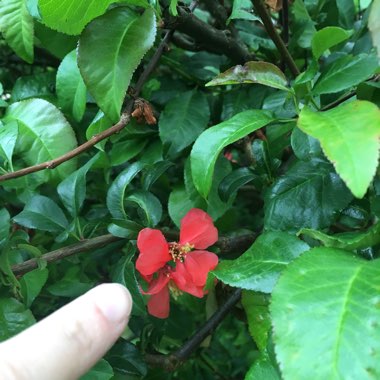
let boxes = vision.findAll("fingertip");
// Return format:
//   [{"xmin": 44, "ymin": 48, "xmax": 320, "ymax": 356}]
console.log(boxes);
[{"xmin": 91, "ymin": 283, "xmax": 133, "ymax": 326}]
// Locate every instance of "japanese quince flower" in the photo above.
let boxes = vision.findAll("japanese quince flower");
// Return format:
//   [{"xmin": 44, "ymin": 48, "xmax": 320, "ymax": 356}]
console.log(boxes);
[{"xmin": 136, "ymin": 208, "xmax": 219, "ymax": 318}]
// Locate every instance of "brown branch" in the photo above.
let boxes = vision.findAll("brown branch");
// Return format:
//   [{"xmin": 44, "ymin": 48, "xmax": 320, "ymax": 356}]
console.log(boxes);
[
  {"xmin": 0, "ymin": 114, "xmax": 131, "ymax": 182},
  {"xmin": 11, "ymin": 234, "xmax": 122, "ymax": 276},
  {"xmin": 145, "ymin": 288, "xmax": 242, "ymax": 370},
  {"xmin": 166, "ymin": 6, "xmax": 254, "ymax": 64},
  {"xmin": 0, "ymin": 16, "xmax": 182, "ymax": 183},
  {"xmin": 11, "ymin": 231, "xmax": 257, "ymax": 276},
  {"xmin": 251, "ymin": 0, "xmax": 299, "ymax": 77}
]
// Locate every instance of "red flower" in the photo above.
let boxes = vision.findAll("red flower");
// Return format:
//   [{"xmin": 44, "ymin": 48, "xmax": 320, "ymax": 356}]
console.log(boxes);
[{"xmin": 136, "ymin": 208, "xmax": 219, "ymax": 318}]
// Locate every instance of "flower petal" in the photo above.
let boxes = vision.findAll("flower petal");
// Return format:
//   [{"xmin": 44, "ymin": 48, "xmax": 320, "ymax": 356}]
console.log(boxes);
[
  {"xmin": 136, "ymin": 229, "xmax": 171, "ymax": 276},
  {"xmin": 142, "ymin": 268, "xmax": 171, "ymax": 295},
  {"xmin": 172, "ymin": 262, "xmax": 205, "ymax": 298},
  {"xmin": 185, "ymin": 251, "xmax": 219, "ymax": 287},
  {"xmin": 179, "ymin": 208, "xmax": 218, "ymax": 249},
  {"xmin": 147, "ymin": 285, "xmax": 170, "ymax": 318}
]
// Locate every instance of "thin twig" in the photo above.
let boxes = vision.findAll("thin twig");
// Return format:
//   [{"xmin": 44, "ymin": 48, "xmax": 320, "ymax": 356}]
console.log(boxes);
[
  {"xmin": 145, "ymin": 288, "xmax": 242, "ymax": 370},
  {"xmin": 251, "ymin": 0, "xmax": 299, "ymax": 77},
  {"xmin": 167, "ymin": 6, "xmax": 253, "ymax": 63},
  {"xmin": 12, "ymin": 234, "xmax": 121, "ymax": 276},
  {"xmin": 0, "ymin": 14, "xmax": 182, "ymax": 183},
  {"xmin": 321, "ymin": 91, "xmax": 356, "ymax": 111},
  {"xmin": 11, "ymin": 232, "xmax": 257, "ymax": 276}
]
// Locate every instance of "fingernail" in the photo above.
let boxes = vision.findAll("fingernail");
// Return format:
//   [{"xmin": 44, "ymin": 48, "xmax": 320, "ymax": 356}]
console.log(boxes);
[{"xmin": 94, "ymin": 284, "xmax": 132, "ymax": 324}]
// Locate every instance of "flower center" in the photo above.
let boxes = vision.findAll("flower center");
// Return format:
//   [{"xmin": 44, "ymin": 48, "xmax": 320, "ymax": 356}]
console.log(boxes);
[{"xmin": 169, "ymin": 242, "xmax": 194, "ymax": 262}]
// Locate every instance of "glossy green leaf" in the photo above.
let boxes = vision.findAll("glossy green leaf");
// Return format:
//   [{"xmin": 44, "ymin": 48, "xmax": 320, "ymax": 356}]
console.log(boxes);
[
  {"xmin": 369, "ymin": 0, "xmax": 380, "ymax": 63},
  {"xmin": 213, "ymin": 232, "xmax": 309, "ymax": 292},
  {"xmin": 312, "ymin": 54, "xmax": 378, "ymax": 95},
  {"xmin": 290, "ymin": 126, "xmax": 322, "ymax": 161},
  {"xmin": 245, "ymin": 355, "xmax": 280, "ymax": 380},
  {"xmin": 169, "ymin": 0, "xmax": 179, "ymax": 16},
  {"xmin": 191, "ymin": 110, "xmax": 274, "ymax": 198},
  {"xmin": 311, "ymin": 27, "xmax": 352, "ymax": 59},
  {"xmin": 11, "ymin": 71, "xmax": 56, "ymax": 102},
  {"xmin": 111, "ymin": 249, "xmax": 146, "ymax": 317},
  {"xmin": 0, "ymin": 120, "xmax": 18, "ymax": 170},
  {"xmin": 125, "ymin": 190, "xmax": 162, "ymax": 227},
  {"xmin": 0, "ymin": 0, "xmax": 34, "ymax": 63},
  {"xmin": 78, "ymin": 8, "xmax": 156, "ymax": 122},
  {"xmin": 56, "ymin": 50, "xmax": 87, "ymax": 122},
  {"xmin": 242, "ymin": 291, "xmax": 271, "ymax": 351},
  {"xmin": 13, "ymin": 195, "xmax": 69, "ymax": 232},
  {"xmin": 0, "ymin": 209, "xmax": 10, "ymax": 247},
  {"xmin": 159, "ymin": 90, "xmax": 210, "ymax": 157},
  {"xmin": 168, "ymin": 186, "xmax": 196, "ymax": 227},
  {"xmin": 336, "ymin": 0, "xmax": 355, "ymax": 28},
  {"xmin": 218, "ymin": 168, "xmax": 256, "ymax": 202},
  {"xmin": 38, "ymin": 0, "xmax": 117, "ymax": 35},
  {"xmin": 106, "ymin": 162, "xmax": 144, "ymax": 219},
  {"xmin": 5, "ymin": 99, "xmax": 77, "ymax": 180},
  {"xmin": 86, "ymin": 111, "xmax": 112, "ymax": 152},
  {"xmin": 57, "ymin": 154, "xmax": 99, "ymax": 217},
  {"xmin": 109, "ymin": 139, "xmax": 147, "ymax": 166},
  {"xmin": 20, "ymin": 267, "xmax": 49, "ymax": 308},
  {"xmin": 271, "ymin": 247, "xmax": 380, "ymax": 380},
  {"xmin": 227, "ymin": 0, "xmax": 260, "ymax": 24},
  {"xmin": 264, "ymin": 159, "xmax": 353, "ymax": 231},
  {"xmin": 80, "ymin": 359, "xmax": 113, "ymax": 380},
  {"xmin": 298, "ymin": 101, "xmax": 380, "ymax": 198},
  {"xmin": 141, "ymin": 161, "xmax": 174, "ymax": 190},
  {"xmin": 206, "ymin": 61, "xmax": 289, "ymax": 91},
  {"xmin": 299, "ymin": 222, "xmax": 380, "ymax": 250},
  {"xmin": 0, "ymin": 298, "xmax": 35, "ymax": 340}
]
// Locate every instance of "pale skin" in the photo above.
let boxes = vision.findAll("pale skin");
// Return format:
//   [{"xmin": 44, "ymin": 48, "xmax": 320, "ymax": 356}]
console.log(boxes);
[{"xmin": 0, "ymin": 283, "xmax": 132, "ymax": 380}]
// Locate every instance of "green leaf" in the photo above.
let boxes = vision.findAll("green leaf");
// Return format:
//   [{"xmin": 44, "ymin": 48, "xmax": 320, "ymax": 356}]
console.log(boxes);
[
  {"xmin": 20, "ymin": 268, "xmax": 49, "ymax": 308},
  {"xmin": 109, "ymin": 138, "xmax": 147, "ymax": 166},
  {"xmin": 38, "ymin": 0, "xmax": 118, "ymax": 35},
  {"xmin": 125, "ymin": 190, "xmax": 162, "ymax": 227},
  {"xmin": 169, "ymin": 0, "xmax": 179, "ymax": 16},
  {"xmin": 80, "ymin": 359, "xmax": 113, "ymax": 380},
  {"xmin": 298, "ymin": 223, "xmax": 380, "ymax": 250},
  {"xmin": 141, "ymin": 160, "xmax": 174, "ymax": 190},
  {"xmin": 11, "ymin": 71, "xmax": 56, "ymax": 102},
  {"xmin": 336, "ymin": 0, "xmax": 355, "ymax": 28},
  {"xmin": 218, "ymin": 168, "xmax": 256, "ymax": 202},
  {"xmin": 56, "ymin": 50, "xmax": 87, "ymax": 122},
  {"xmin": 48, "ymin": 266, "xmax": 94, "ymax": 297},
  {"xmin": 13, "ymin": 195, "xmax": 69, "ymax": 232},
  {"xmin": 369, "ymin": 0, "xmax": 380, "ymax": 63},
  {"xmin": 57, "ymin": 154, "xmax": 100, "ymax": 217},
  {"xmin": 312, "ymin": 54, "xmax": 378, "ymax": 95},
  {"xmin": 111, "ymin": 250, "xmax": 146, "ymax": 317},
  {"xmin": 206, "ymin": 61, "xmax": 289, "ymax": 92},
  {"xmin": 106, "ymin": 162, "xmax": 144, "ymax": 219},
  {"xmin": 227, "ymin": 0, "xmax": 260, "ymax": 24},
  {"xmin": 213, "ymin": 232, "xmax": 309, "ymax": 293},
  {"xmin": 311, "ymin": 27, "xmax": 352, "ymax": 59},
  {"xmin": 78, "ymin": 8, "xmax": 156, "ymax": 122},
  {"xmin": 159, "ymin": 90, "xmax": 210, "ymax": 157},
  {"xmin": 290, "ymin": 126, "xmax": 322, "ymax": 161},
  {"xmin": 298, "ymin": 101, "xmax": 380, "ymax": 198},
  {"xmin": 168, "ymin": 186, "xmax": 196, "ymax": 227},
  {"xmin": 191, "ymin": 110, "xmax": 274, "ymax": 198},
  {"xmin": 245, "ymin": 355, "xmax": 280, "ymax": 380},
  {"xmin": 242, "ymin": 290, "xmax": 271, "ymax": 351},
  {"xmin": 0, "ymin": 0, "xmax": 34, "ymax": 63},
  {"xmin": 271, "ymin": 247, "xmax": 380, "ymax": 380},
  {"xmin": 5, "ymin": 99, "xmax": 78, "ymax": 180},
  {"xmin": 0, "ymin": 209, "xmax": 10, "ymax": 247},
  {"xmin": 86, "ymin": 111, "xmax": 112, "ymax": 152},
  {"xmin": 0, "ymin": 120, "xmax": 18, "ymax": 170},
  {"xmin": 264, "ymin": 159, "xmax": 353, "ymax": 232},
  {"xmin": 0, "ymin": 298, "xmax": 35, "ymax": 340}
]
